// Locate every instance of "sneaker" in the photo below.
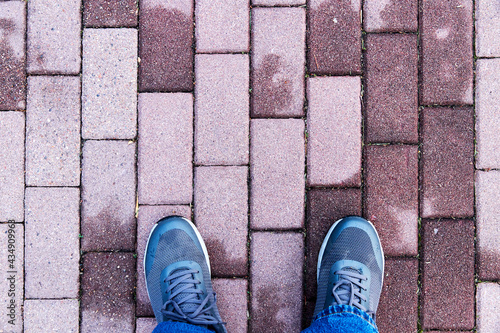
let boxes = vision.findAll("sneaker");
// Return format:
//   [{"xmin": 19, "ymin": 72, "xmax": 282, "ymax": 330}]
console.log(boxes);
[
  {"xmin": 313, "ymin": 216, "xmax": 385, "ymax": 320},
  {"xmin": 144, "ymin": 216, "xmax": 226, "ymax": 332}
]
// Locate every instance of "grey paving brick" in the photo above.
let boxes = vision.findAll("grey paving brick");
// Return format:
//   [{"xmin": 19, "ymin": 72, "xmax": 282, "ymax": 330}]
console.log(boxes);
[
  {"xmin": 195, "ymin": 54, "xmax": 249, "ymax": 165},
  {"xmin": 84, "ymin": 0, "xmax": 138, "ymax": 27},
  {"xmin": 26, "ymin": 76, "xmax": 81, "ymax": 186},
  {"xmin": 27, "ymin": 0, "xmax": 81, "ymax": 74},
  {"xmin": 0, "ymin": 111, "xmax": 24, "ymax": 222},
  {"xmin": 476, "ymin": 0, "xmax": 500, "ymax": 57},
  {"xmin": 250, "ymin": 119, "xmax": 305, "ymax": 229},
  {"xmin": 476, "ymin": 282, "xmax": 500, "ymax": 333},
  {"xmin": 81, "ymin": 140, "xmax": 136, "ymax": 251},
  {"xmin": 136, "ymin": 318, "xmax": 157, "ymax": 333},
  {"xmin": 213, "ymin": 279, "xmax": 248, "ymax": 333},
  {"xmin": 25, "ymin": 188, "xmax": 80, "ymax": 298},
  {"xmin": 24, "ymin": 299, "xmax": 79, "ymax": 333},
  {"xmin": 82, "ymin": 28, "xmax": 138, "ymax": 139},
  {"xmin": 364, "ymin": 0, "xmax": 418, "ymax": 32},
  {"xmin": 307, "ymin": 76, "xmax": 361, "ymax": 187},
  {"xmin": 251, "ymin": 8, "xmax": 305, "ymax": 117},
  {"xmin": 138, "ymin": 93, "xmax": 193, "ymax": 205}
]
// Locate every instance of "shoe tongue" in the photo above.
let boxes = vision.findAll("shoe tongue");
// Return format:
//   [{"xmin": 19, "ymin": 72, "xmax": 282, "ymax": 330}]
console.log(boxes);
[
  {"xmin": 342, "ymin": 266, "xmax": 361, "ymax": 275},
  {"xmin": 170, "ymin": 270, "xmax": 201, "ymax": 315}
]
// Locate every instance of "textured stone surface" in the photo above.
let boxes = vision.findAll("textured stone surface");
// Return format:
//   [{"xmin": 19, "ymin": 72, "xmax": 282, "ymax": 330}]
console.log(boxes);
[
  {"xmin": 421, "ymin": 219, "xmax": 475, "ymax": 330},
  {"xmin": 476, "ymin": 0, "xmax": 500, "ymax": 57},
  {"xmin": 84, "ymin": 0, "xmax": 137, "ymax": 27},
  {"xmin": 364, "ymin": 145, "xmax": 419, "ymax": 256},
  {"xmin": 195, "ymin": 0, "xmax": 248, "ymax": 52},
  {"xmin": 421, "ymin": 107, "xmax": 474, "ymax": 218},
  {"xmin": 213, "ymin": 279, "xmax": 248, "ymax": 333},
  {"xmin": 24, "ymin": 299, "xmax": 79, "ymax": 333},
  {"xmin": 81, "ymin": 140, "xmax": 136, "ymax": 251},
  {"xmin": 194, "ymin": 167, "xmax": 248, "ymax": 276},
  {"xmin": 251, "ymin": 232, "xmax": 303, "ymax": 333},
  {"xmin": 250, "ymin": 119, "xmax": 305, "ymax": 229},
  {"xmin": 251, "ymin": 8, "xmax": 305, "ymax": 117},
  {"xmin": 195, "ymin": 54, "xmax": 249, "ymax": 165},
  {"xmin": 364, "ymin": 0, "xmax": 418, "ymax": 32},
  {"xmin": 308, "ymin": 0, "xmax": 361, "ymax": 75},
  {"xmin": 27, "ymin": 0, "xmax": 81, "ymax": 74},
  {"xmin": 421, "ymin": 0, "xmax": 473, "ymax": 105},
  {"xmin": 25, "ymin": 188, "xmax": 80, "ymax": 298},
  {"xmin": 139, "ymin": 0, "xmax": 193, "ymax": 91},
  {"xmin": 81, "ymin": 253, "xmax": 135, "ymax": 333},
  {"xmin": 138, "ymin": 93, "xmax": 193, "ymax": 205},
  {"xmin": 365, "ymin": 34, "xmax": 418, "ymax": 143},
  {"xmin": 26, "ymin": 76, "xmax": 81, "ymax": 186},
  {"xmin": 307, "ymin": 77, "xmax": 361, "ymax": 187},
  {"xmin": 136, "ymin": 318, "xmax": 157, "ymax": 333},
  {"xmin": 0, "ymin": 111, "xmax": 24, "ymax": 222},
  {"xmin": 82, "ymin": 28, "xmax": 138, "ymax": 139},
  {"xmin": 477, "ymin": 283, "xmax": 500, "ymax": 333},
  {"xmin": 253, "ymin": 0, "xmax": 305, "ymax": 5}
]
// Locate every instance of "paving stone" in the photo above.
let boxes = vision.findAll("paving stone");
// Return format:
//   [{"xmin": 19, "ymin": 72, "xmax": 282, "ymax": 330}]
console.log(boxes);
[
  {"xmin": 139, "ymin": 0, "xmax": 193, "ymax": 92},
  {"xmin": 24, "ymin": 299, "xmax": 79, "ymax": 333},
  {"xmin": 476, "ymin": 282, "xmax": 500, "ymax": 333},
  {"xmin": 476, "ymin": 0, "xmax": 500, "ymax": 57},
  {"xmin": 365, "ymin": 34, "xmax": 418, "ymax": 143},
  {"xmin": 251, "ymin": 8, "xmax": 305, "ymax": 117},
  {"xmin": 138, "ymin": 93, "xmax": 193, "ymax": 205},
  {"xmin": 26, "ymin": 76, "xmax": 81, "ymax": 186},
  {"xmin": 308, "ymin": 0, "xmax": 361, "ymax": 75},
  {"xmin": 0, "ymin": 223, "xmax": 23, "ymax": 332},
  {"xmin": 253, "ymin": 0, "xmax": 305, "ymax": 5},
  {"xmin": 421, "ymin": 0, "xmax": 473, "ymax": 105},
  {"xmin": 476, "ymin": 170, "xmax": 500, "ymax": 280},
  {"xmin": 81, "ymin": 140, "xmax": 136, "ymax": 251},
  {"xmin": 194, "ymin": 167, "xmax": 248, "ymax": 276},
  {"xmin": 195, "ymin": 0, "xmax": 249, "ymax": 52},
  {"xmin": 0, "ymin": 111, "xmax": 24, "ymax": 222},
  {"xmin": 306, "ymin": 77, "xmax": 361, "ymax": 187},
  {"xmin": 84, "ymin": 0, "xmax": 137, "ymax": 27},
  {"xmin": 421, "ymin": 219, "xmax": 475, "ymax": 330},
  {"xmin": 81, "ymin": 252, "xmax": 135, "ymax": 333},
  {"xmin": 136, "ymin": 205, "xmax": 191, "ymax": 316},
  {"xmin": 136, "ymin": 317, "xmax": 157, "ymax": 333},
  {"xmin": 82, "ymin": 28, "xmax": 138, "ymax": 139},
  {"xmin": 25, "ymin": 188, "xmax": 80, "ymax": 298},
  {"xmin": 27, "ymin": 0, "xmax": 81, "ymax": 74},
  {"xmin": 376, "ymin": 259, "xmax": 418, "ymax": 333},
  {"xmin": 364, "ymin": 145, "xmax": 419, "ymax": 256},
  {"xmin": 213, "ymin": 279, "xmax": 248, "ymax": 333},
  {"xmin": 0, "ymin": 1, "xmax": 26, "ymax": 110},
  {"xmin": 364, "ymin": 0, "xmax": 418, "ymax": 32},
  {"xmin": 195, "ymin": 54, "xmax": 249, "ymax": 165},
  {"xmin": 250, "ymin": 232, "xmax": 303, "ymax": 332},
  {"xmin": 250, "ymin": 119, "xmax": 305, "ymax": 229},
  {"xmin": 475, "ymin": 59, "xmax": 500, "ymax": 169},
  {"xmin": 421, "ymin": 107, "xmax": 474, "ymax": 218}
]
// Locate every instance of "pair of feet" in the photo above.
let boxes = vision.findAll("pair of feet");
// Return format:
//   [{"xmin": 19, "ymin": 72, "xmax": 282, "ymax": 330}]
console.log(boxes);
[{"xmin": 144, "ymin": 216, "xmax": 385, "ymax": 332}]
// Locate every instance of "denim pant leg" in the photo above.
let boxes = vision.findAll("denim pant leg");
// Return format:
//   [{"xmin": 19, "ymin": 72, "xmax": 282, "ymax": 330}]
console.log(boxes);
[
  {"xmin": 301, "ymin": 305, "xmax": 379, "ymax": 333},
  {"xmin": 152, "ymin": 321, "xmax": 213, "ymax": 333}
]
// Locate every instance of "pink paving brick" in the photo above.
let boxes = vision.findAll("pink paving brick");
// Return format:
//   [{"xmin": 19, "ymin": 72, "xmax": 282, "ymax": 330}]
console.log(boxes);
[
  {"xmin": 306, "ymin": 77, "xmax": 361, "ymax": 187},
  {"xmin": 421, "ymin": 219, "xmax": 475, "ymax": 330},
  {"xmin": 81, "ymin": 253, "xmax": 135, "ymax": 333},
  {"xmin": 24, "ymin": 299, "xmax": 79, "ymax": 333},
  {"xmin": 475, "ymin": 59, "xmax": 500, "ymax": 169},
  {"xmin": 251, "ymin": 8, "xmax": 305, "ymax": 117},
  {"xmin": 421, "ymin": 0, "xmax": 473, "ymax": 105},
  {"xmin": 27, "ymin": 0, "xmax": 81, "ymax": 74},
  {"xmin": 421, "ymin": 107, "xmax": 474, "ymax": 218},
  {"xmin": 195, "ymin": 0, "xmax": 249, "ymax": 53},
  {"xmin": 194, "ymin": 54, "xmax": 249, "ymax": 165},
  {"xmin": 138, "ymin": 93, "xmax": 193, "ymax": 205},
  {"xmin": 250, "ymin": 232, "xmax": 303, "ymax": 332},
  {"xmin": 250, "ymin": 119, "xmax": 305, "ymax": 229},
  {"xmin": 0, "ymin": 111, "xmax": 24, "ymax": 222},
  {"xmin": 0, "ymin": 1, "xmax": 26, "ymax": 110},
  {"xmin": 136, "ymin": 318, "xmax": 157, "ymax": 333},
  {"xmin": 25, "ymin": 187, "xmax": 80, "ymax": 298},
  {"xmin": 253, "ymin": 0, "xmax": 304, "ymax": 5},
  {"xmin": 476, "ymin": 0, "xmax": 500, "ymax": 57},
  {"xmin": 26, "ymin": 76, "xmax": 81, "ymax": 186},
  {"xmin": 308, "ymin": 0, "xmax": 361, "ymax": 75},
  {"xmin": 136, "ymin": 205, "xmax": 191, "ymax": 316},
  {"xmin": 364, "ymin": 0, "xmax": 418, "ymax": 32},
  {"xmin": 139, "ymin": 0, "xmax": 193, "ymax": 92},
  {"xmin": 194, "ymin": 167, "xmax": 248, "ymax": 276},
  {"xmin": 84, "ymin": 0, "xmax": 137, "ymax": 27},
  {"xmin": 81, "ymin": 140, "xmax": 136, "ymax": 251},
  {"xmin": 364, "ymin": 145, "xmax": 419, "ymax": 256},
  {"xmin": 365, "ymin": 34, "xmax": 418, "ymax": 143},
  {"xmin": 213, "ymin": 279, "xmax": 248, "ymax": 333},
  {"xmin": 477, "ymin": 283, "xmax": 500, "ymax": 333},
  {"xmin": 476, "ymin": 170, "xmax": 500, "ymax": 280}
]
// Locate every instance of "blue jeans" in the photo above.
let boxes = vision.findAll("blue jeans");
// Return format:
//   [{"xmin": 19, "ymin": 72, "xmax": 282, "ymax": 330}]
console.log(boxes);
[{"xmin": 152, "ymin": 305, "xmax": 379, "ymax": 333}]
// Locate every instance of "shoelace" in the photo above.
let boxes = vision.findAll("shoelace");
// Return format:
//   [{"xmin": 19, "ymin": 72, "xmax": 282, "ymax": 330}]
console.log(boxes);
[{"xmin": 332, "ymin": 268, "xmax": 372, "ymax": 315}]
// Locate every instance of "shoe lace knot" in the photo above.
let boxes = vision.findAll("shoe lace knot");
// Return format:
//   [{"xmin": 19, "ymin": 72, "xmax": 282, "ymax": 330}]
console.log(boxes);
[{"xmin": 332, "ymin": 268, "xmax": 371, "ymax": 315}]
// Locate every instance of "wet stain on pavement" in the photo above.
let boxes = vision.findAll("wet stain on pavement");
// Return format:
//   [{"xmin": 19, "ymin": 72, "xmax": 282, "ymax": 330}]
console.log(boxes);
[{"xmin": 0, "ymin": 18, "xmax": 25, "ymax": 110}]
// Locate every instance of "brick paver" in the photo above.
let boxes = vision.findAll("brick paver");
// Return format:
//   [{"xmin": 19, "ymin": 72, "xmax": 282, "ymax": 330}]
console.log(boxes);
[
  {"xmin": 136, "ymin": 318, "xmax": 157, "ymax": 333},
  {"xmin": 476, "ymin": 283, "xmax": 500, "ymax": 333},
  {"xmin": 24, "ymin": 299, "xmax": 79, "ymax": 333},
  {"xmin": 83, "ymin": 0, "xmax": 137, "ymax": 27},
  {"xmin": 364, "ymin": 0, "xmax": 418, "ymax": 32},
  {"xmin": 253, "ymin": 0, "xmax": 305, "ymax": 5},
  {"xmin": 476, "ymin": 0, "xmax": 500, "ymax": 57},
  {"xmin": 213, "ymin": 279, "xmax": 248, "ymax": 333}
]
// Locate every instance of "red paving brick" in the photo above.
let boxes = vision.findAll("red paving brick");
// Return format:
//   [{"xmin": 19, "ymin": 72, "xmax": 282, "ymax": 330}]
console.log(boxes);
[
  {"xmin": 83, "ymin": 0, "xmax": 137, "ymax": 27},
  {"xmin": 364, "ymin": 0, "xmax": 418, "ymax": 32},
  {"xmin": 213, "ymin": 279, "xmax": 248, "ymax": 333}
]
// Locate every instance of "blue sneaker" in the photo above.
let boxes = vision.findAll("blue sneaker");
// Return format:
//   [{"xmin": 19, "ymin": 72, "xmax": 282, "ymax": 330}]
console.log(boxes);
[
  {"xmin": 313, "ymin": 216, "xmax": 385, "ymax": 320},
  {"xmin": 144, "ymin": 216, "xmax": 226, "ymax": 332}
]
